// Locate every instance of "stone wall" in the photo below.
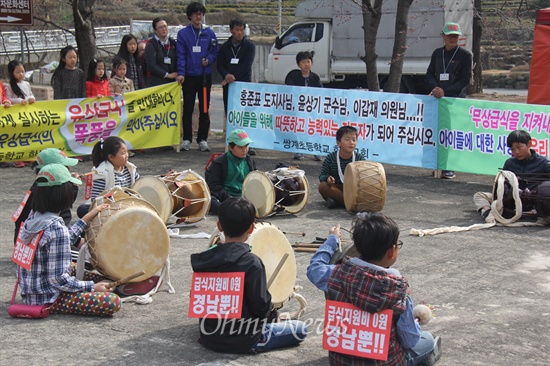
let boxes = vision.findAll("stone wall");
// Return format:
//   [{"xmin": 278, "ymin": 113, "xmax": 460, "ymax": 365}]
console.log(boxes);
[{"xmin": 482, "ymin": 71, "xmax": 530, "ymax": 89}]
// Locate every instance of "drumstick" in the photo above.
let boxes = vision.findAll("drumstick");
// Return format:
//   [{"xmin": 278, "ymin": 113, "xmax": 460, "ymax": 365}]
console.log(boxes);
[
  {"xmin": 266, "ymin": 253, "xmax": 289, "ymax": 290},
  {"xmin": 292, "ymin": 243, "xmax": 322, "ymax": 248},
  {"xmin": 77, "ymin": 172, "xmax": 93, "ymax": 180},
  {"xmin": 283, "ymin": 231, "xmax": 306, "ymax": 237},
  {"xmin": 294, "ymin": 247, "xmax": 318, "ymax": 253},
  {"xmin": 106, "ymin": 270, "xmax": 146, "ymax": 290},
  {"xmin": 340, "ymin": 227, "xmax": 352, "ymax": 234}
]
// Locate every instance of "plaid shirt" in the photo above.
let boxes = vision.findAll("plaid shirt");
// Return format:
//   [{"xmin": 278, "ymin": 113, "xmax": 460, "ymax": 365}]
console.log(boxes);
[
  {"xmin": 19, "ymin": 212, "xmax": 94, "ymax": 305},
  {"xmin": 327, "ymin": 257, "xmax": 409, "ymax": 366}
]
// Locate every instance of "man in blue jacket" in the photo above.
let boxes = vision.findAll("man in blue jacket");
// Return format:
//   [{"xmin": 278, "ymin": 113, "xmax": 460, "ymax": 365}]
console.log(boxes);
[{"xmin": 177, "ymin": 2, "xmax": 219, "ymax": 153}]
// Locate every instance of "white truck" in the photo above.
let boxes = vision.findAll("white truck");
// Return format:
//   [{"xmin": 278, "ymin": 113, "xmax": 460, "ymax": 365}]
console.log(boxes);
[{"xmin": 264, "ymin": 0, "xmax": 474, "ymax": 93}]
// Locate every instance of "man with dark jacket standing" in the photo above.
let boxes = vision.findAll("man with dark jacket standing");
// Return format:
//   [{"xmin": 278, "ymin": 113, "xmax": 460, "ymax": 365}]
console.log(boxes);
[
  {"xmin": 144, "ymin": 18, "xmax": 179, "ymax": 87},
  {"xmin": 426, "ymin": 22, "xmax": 472, "ymax": 179},
  {"xmin": 217, "ymin": 19, "xmax": 255, "ymax": 115},
  {"xmin": 218, "ymin": 18, "xmax": 257, "ymax": 155}
]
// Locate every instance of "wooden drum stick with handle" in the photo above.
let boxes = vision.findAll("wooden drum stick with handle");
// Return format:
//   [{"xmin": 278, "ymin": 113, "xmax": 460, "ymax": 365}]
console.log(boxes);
[
  {"xmin": 106, "ymin": 270, "xmax": 146, "ymax": 290},
  {"xmin": 266, "ymin": 253, "xmax": 289, "ymax": 290}
]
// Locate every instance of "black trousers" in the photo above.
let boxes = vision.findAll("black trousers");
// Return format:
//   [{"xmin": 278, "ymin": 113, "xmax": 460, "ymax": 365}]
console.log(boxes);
[{"xmin": 182, "ymin": 74, "xmax": 211, "ymax": 143}]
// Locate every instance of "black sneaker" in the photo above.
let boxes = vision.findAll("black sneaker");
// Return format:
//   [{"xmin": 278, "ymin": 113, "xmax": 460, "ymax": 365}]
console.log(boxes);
[
  {"xmin": 326, "ymin": 198, "xmax": 338, "ymax": 209},
  {"xmin": 425, "ymin": 336, "xmax": 442, "ymax": 366}
]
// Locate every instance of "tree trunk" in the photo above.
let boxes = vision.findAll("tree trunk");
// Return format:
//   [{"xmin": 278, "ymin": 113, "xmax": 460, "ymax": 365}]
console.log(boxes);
[
  {"xmin": 385, "ymin": 0, "xmax": 413, "ymax": 93},
  {"xmin": 361, "ymin": 0, "xmax": 383, "ymax": 91},
  {"xmin": 71, "ymin": 0, "xmax": 97, "ymax": 76},
  {"xmin": 468, "ymin": 0, "xmax": 483, "ymax": 94}
]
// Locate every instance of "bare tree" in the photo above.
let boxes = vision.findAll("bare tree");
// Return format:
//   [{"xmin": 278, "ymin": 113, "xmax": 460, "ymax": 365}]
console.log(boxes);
[
  {"xmin": 361, "ymin": 0, "xmax": 383, "ymax": 91},
  {"xmin": 468, "ymin": 0, "xmax": 482, "ymax": 94},
  {"xmin": 71, "ymin": 0, "xmax": 97, "ymax": 76},
  {"xmin": 385, "ymin": 0, "xmax": 413, "ymax": 92}
]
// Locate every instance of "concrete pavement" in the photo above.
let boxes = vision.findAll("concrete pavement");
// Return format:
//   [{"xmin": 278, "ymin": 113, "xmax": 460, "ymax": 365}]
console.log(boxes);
[{"xmin": 0, "ymin": 138, "xmax": 548, "ymax": 366}]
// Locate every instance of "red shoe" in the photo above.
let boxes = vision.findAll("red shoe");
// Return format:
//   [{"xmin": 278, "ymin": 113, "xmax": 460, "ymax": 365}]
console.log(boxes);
[
  {"xmin": 13, "ymin": 161, "xmax": 25, "ymax": 168},
  {"xmin": 116, "ymin": 276, "xmax": 161, "ymax": 296}
]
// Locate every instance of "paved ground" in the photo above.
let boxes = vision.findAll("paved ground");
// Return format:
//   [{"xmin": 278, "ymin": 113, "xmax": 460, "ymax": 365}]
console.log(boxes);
[{"xmin": 1, "ymin": 136, "xmax": 548, "ymax": 366}]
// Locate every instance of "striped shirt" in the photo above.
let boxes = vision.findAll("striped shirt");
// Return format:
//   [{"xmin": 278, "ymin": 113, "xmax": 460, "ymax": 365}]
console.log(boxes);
[
  {"xmin": 91, "ymin": 166, "xmax": 140, "ymax": 200},
  {"xmin": 319, "ymin": 151, "xmax": 366, "ymax": 184}
]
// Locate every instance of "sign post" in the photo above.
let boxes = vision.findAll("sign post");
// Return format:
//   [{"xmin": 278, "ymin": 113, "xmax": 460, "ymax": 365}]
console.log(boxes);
[
  {"xmin": 0, "ymin": 1, "xmax": 33, "ymax": 26},
  {"xmin": 1, "ymin": 1, "xmax": 33, "ymax": 63}
]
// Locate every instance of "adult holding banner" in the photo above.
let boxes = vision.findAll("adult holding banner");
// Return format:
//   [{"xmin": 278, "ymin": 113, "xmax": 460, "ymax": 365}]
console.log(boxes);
[
  {"xmin": 218, "ymin": 18, "xmax": 257, "ymax": 155},
  {"xmin": 144, "ymin": 18, "xmax": 179, "ymax": 88},
  {"xmin": 177, "ymin": 2, "xmax": 219, "ymax": 153},
  {"xmin": 426, "ymin": 22, "xmax": 473, "ymax": 179}
]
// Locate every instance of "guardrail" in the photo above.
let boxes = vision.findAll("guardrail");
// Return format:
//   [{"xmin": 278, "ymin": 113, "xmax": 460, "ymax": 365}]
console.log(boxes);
[{"xmin": 0, "ymin": 24, "xmax": 231, "ymax": 55}]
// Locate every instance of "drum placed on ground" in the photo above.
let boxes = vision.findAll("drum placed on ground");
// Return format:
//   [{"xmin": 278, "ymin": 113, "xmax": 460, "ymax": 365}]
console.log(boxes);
[
  {"xmin": 492, "ymin": 171, "xmax": 550, "ymax": 218},
  {"xmin": 132, "ymin": 176, "xmax": 173, "ymax": 223},
  {"xmin": 343, "ymin": 161, "xmax": 386, "ymax": 213},
  {"xmin": 85, "ymin": 187, "xmax": 170, "ymax": 283},
  {"xmin": 329, "ymin": 241, "xmax": 360, "ymax": 265},
  {"xmin": 208, "ymin": 222, "xmax": 299, "ymax": 311},
  {"xmin": 132, "ymin": 170, "xmax": 211, "ymax": 224},
  {"xmin": 242, "ymin": 168, "xmax": 309, "ymax": 218},
  {"xmin": 325, "ymin": 240, "xmax": 360, "ymax": 299}
]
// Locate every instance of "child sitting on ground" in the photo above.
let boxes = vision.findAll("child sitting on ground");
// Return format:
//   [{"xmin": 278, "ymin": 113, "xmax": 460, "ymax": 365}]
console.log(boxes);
[
  {"xmin": 474, "ymin": 129, "xmax": 550, "ymax": 219},
  {"xmin": 14, "ymin": 148, "xmax": 80, "ymax": 245},
  {"xmin": 205, "ymin": 129, "xmax": 257, "ymax": 214},
  {"xmin": 16, "ymin": 163, "xmax": 121, "ymax": 316},
  {"xmin": 318, "ymin": 125, "xmax": 366, "ymax": 208},
  {"xmin": 307, "ymin": 212, "xmax": 441, "ymax": 365},
  {"xmin": 77, "ymin": 136, "xmax": 140, "ymax": 218},
  {"xmin": 190, "ymin": 197, "xmax": 307, "ymax": 353}
]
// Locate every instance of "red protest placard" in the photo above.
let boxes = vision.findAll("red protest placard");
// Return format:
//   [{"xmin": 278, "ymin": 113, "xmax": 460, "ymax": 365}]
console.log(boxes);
[
  {"xmin": 12, "ymin": 190, "xmax": 31, "ymax": 222},
  {"xmin": 323, "ymin": 300, "xmax": 393, "ymax": 361},
  {"xmin": 84, "ymin": 174, "xmax": 93, "ymax": 201},
  {"xmin": 188, "ymin": 272, "xmax": 245, "ymax": 319},
  {"xmin": 12, "ymin": 228, "xmax": 43, "ymax": 270}
]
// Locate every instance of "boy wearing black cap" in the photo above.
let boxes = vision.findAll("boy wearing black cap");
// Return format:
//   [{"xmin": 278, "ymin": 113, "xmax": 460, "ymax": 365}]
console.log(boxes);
[{"xmin": 205, "ymin": 129, "xmax": 257, "ymax": 214}]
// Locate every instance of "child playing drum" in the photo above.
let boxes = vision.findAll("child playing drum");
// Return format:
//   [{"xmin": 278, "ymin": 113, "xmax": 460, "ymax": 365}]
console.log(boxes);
[
  {"xmin": 77, "ymin": 136, "xmax": 141, "ymax": 218},
  {"xmin": 307, "ymin": 213, "xmax": 441, "ymax": 365},
  {"xmin": 16, "ymin": 163, "xmax": 121, "ymax": 316},
  {"xmin": 473, "ymin": 130, "xmax": 550, "ymax": 220},
  {"xmin": 13, "ymin": 148, "xmax": 80, "ymax": 245},
  {"xmin": 190, "ymin": 197, "xmax": 307, "ymax": 353},
  {"xmin": 205, "ymin": 129, "xmax": 257, "ymax": 214},
  {"xmin": 318, "ymin": 126, "xmax": 366, "ymax": 208}
]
